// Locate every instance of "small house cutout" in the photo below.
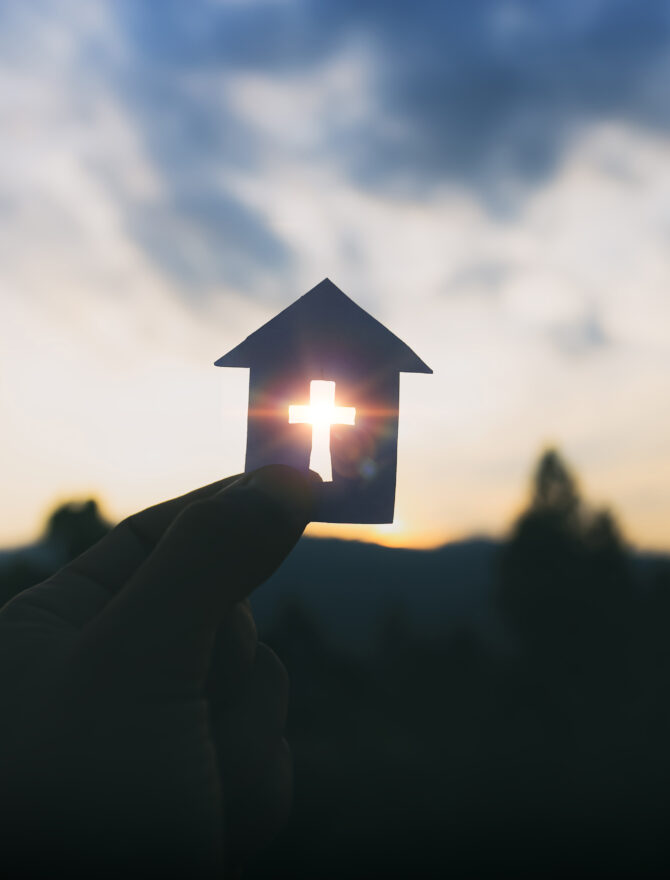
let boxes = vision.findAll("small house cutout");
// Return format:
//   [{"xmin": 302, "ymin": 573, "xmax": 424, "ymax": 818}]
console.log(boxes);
[{"xmin": 215, "ymin": 279, "xmax": 432, "ymax": 523}]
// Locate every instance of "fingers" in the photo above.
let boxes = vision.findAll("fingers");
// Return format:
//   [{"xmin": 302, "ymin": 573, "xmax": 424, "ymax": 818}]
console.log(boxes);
[
  {"xmin": 225, "ymin": 738, "xmax": 293, "ymax": 868},
  {"xmin": 213, "ymin": 644, "xmax": 292, "ymax": 865},
  {"xmin": 67, "ymin": 473, "xmax": 245, "ymax": 593},
  {"xmin": 213, "ymin": 644, "xmax": 289, "ymax": 791},
  {"xmin": 205, "ymin": 601, "xmax": 258, "ymax": 706},
  {"xmin": 74, "ymin": 466, "xmax": 320, "ymax": 693},
  {"xmin": 23, "ymin": 474, "xmax": 245, "ymax": 630}
]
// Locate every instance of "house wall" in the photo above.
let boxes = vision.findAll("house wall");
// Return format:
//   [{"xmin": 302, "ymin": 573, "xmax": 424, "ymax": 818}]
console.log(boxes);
[
  {"xmin": 245, "ymin": 365, "xmax": 312, "ymax": 473},
  {"xmin": 245, "ymin": 364, "xmax": 399, "ymax": 524}
]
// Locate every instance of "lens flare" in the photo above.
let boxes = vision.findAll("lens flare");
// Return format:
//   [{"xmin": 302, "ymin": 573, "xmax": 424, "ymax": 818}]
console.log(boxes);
[{"xmin": 288, "ymin": 380, "xmax": 356, "ymax": 481}]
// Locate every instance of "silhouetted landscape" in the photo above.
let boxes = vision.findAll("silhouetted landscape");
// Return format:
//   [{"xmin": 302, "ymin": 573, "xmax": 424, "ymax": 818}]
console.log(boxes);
[{"xmin": 2, "ymin": 449, "xmax": 670, "ymax": 877}]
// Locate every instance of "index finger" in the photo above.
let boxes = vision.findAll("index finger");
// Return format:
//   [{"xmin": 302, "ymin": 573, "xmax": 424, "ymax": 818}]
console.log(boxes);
[{"xmin": 65, "ymin": 472, "xmax": 244, "ymax": 592}]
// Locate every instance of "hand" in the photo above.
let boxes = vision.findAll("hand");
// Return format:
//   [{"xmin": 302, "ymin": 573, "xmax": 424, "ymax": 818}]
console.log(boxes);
[{"xmin": 0, "ymin": 465, "xmax": 319, "ymax": 878}]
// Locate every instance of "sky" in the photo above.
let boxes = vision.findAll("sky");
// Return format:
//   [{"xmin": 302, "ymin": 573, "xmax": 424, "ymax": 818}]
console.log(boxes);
[{"xmin": 1, "ymin": 0, "xmax": 670, "ymax": 550}]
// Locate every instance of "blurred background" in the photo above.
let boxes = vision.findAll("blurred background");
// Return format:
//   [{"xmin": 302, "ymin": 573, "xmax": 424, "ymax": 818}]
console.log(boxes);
[{"xmin": 2, "ymin": 0, "xmax": 670, "ymax": 876}]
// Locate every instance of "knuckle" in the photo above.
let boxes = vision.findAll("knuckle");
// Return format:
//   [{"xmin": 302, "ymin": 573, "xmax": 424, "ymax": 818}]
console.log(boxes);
[
  {"xmin": 255, "ymin": 643, "xmax": 289, "ymax": 699},
  {"xmin": 229, "ymin": 601, "xmax": 258, "ymax": 648},
  {"xmin": 173, "ymin": 497, "xmax": 228, "ymax": 540}
]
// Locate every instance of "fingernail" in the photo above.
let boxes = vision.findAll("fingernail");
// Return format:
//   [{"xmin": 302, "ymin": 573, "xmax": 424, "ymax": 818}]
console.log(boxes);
[
  {"xmin": 220, "ymin": 465, "xmax": 321, "ymax": 521},
  {"xmin": 248, "ymin": 465, "xmax": 321, "ymax": 522}
]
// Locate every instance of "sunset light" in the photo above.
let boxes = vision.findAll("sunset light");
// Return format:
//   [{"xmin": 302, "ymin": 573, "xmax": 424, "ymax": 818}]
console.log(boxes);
[
  {"xmin": 3, "ymin": 4, "xmax": 670, "ymax": 873},
  {"xmin": 2, "ymin": 1, "xmax": 670, "ymax": 553}
]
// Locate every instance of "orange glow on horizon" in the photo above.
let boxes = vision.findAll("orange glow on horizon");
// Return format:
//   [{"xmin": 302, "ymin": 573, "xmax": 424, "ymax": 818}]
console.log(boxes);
[{"xmin": 306, "ymin": 519, "xmax": 453, "ymax": 550}]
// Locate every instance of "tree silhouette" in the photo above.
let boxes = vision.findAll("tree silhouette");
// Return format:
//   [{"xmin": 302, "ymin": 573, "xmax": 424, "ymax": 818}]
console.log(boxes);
[
  {"xmin": 531, "ymin": 448, "xmax": 580, "ymax": 519},
  {"xmin": 0, "ymin": 499, "xmax": 110, "ymax": 607},
  {"xmin": 498, "ymin": 449, "xmax": 633, "ymax": 673},
  {"xmin": 3, "ymin": 456, "xmax": 670, "ymax": 876},
  {"xmin": 44, "ymin": 499, "xmax": 110, "ymax": 560}
]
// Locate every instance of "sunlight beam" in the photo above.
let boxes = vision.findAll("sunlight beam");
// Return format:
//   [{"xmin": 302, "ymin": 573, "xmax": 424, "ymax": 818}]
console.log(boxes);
[{"xmin": 289, "ymin": 380, "xmax": 356, "ymax": 481}]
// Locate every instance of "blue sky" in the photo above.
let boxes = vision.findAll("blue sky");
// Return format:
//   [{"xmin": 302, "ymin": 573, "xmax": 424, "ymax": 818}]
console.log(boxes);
[{"xmin": 2, "ymin": 0, "xmax": 670, "ymax": 548}]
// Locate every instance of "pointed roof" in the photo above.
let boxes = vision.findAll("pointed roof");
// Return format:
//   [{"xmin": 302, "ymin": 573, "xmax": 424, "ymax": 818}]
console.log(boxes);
[{"xmin": 215, "ymin": 278, "xmax": 432, "ymax": 375}]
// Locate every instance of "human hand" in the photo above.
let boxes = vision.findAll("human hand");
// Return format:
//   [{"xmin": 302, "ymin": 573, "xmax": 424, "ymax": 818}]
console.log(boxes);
[{"xmin": 0, "ymin": 465, "xmax": 319, "ymax": 878}]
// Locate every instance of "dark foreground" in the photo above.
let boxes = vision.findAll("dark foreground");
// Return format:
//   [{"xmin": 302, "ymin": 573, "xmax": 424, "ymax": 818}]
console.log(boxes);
[{"xmin": 2, "ymin": 451, "xmax": 670, "ymax": 878}]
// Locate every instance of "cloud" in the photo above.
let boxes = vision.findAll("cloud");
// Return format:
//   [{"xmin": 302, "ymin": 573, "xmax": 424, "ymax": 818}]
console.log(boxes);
[
  {"xmin": 127, "ymin": 188, "xmax": 292, "ymax": 293},
  {"xmin": 112, "ymin": 0, "xmax": 670, "ymax": 202},
  {"xmin": 347, "ymin": 0, "xmax": 670, "ymax": 197},
  {"xmin": 444, "ymin": 260, "xmax": 512, "ymax": 297},
  {"xmin": 2, "ymin": 0, "xmax": 670, "ymax": 550},
  {"xmin": 6, "ymin": 0, "xmax": 669, "ymax": 298},
  {"xmin": 1, "ymin": 0, "xmax": 293, "ymax": 299}
]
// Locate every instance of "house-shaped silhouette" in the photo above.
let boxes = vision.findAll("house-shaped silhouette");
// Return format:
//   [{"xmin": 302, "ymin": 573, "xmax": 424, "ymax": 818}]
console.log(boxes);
[{"xmin": 215, "ymin": 279, "xmax": 432, "ymax": 523}]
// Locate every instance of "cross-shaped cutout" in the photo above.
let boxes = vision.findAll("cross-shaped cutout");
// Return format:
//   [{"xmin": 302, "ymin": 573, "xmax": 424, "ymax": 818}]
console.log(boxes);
[{"xmin": 288, "ymin": 380, "xmax": 356, "ymax": 482}]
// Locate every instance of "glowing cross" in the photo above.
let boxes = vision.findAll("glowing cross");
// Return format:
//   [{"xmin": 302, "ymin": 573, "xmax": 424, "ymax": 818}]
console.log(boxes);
[{"xmin": 288, "ymin": 380, "xmax": 356, "ymax": 482}]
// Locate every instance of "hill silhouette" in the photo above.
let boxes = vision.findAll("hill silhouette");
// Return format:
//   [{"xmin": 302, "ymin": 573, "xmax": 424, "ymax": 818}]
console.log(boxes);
[
  {"xmin": 3, "ymin": 450, "xmax": 670, "ymax": 877},
  {"xmin": 252, "ymin": 535, "xmax": 501, "ymax": 653}
]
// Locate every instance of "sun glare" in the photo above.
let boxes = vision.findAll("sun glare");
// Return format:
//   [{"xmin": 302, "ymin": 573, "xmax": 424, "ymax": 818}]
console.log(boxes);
[{"xmin": 289, "ymin": 380, "xmax": 356, "ymax": 481}]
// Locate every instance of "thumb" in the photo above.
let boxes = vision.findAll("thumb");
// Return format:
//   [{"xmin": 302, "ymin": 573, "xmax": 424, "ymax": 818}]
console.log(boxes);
[{"xmin": 74, "ymin": 466, "xmax": 319, "ymax": 694}]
